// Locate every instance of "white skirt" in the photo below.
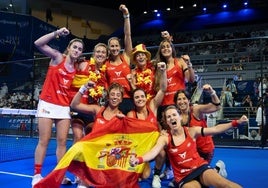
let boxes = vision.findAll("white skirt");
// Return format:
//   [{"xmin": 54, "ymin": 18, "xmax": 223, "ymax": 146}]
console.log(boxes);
[{"xmin": 36, "ymin": 99, "xmax": 71, "ymax": 119}]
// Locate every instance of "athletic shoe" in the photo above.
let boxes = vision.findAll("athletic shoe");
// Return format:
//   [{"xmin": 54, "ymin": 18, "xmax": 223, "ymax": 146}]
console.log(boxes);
[
  {"xmin": 159, "ymin": 167, "xmax": 174, "ymax": 180},
  {"xmin": 62, "ymin": 176, "xmax": 72, "ymax": 185},
  {"xmin": 165, "ymin": 168, "xmax": 174, "ymax": 180},
  {"xmin": 74, "ymin": 176, "xmax": 80, "ymax": 184},
  {"xmin": 152, "ymin": 175, "xmax": 161, "ymax": 188},
  {"xmin": 215, "ymin": 160, "xmax": 228, "ymax": 178},
  {"xmin": 77, "ymin": 183, "xmax": 88, "ymax": 188},
  {"xmin": 168, "ymin": 179, "xmax": 175, "ymax": 187},
  {"xmin": 31, "ymin": 174, "xmax": 43, "ymax": 187}
]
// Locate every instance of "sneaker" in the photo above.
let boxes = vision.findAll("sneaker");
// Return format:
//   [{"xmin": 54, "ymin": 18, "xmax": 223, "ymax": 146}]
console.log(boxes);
[
  {"xmin": 62, "ymin": 176, "xmax": 72, "ymax": 185},
  {"xmin": 165, "ymin": 168, "xmax": 174, "ymax": 180},
  {"xmin": 159, "ymin": 167, "xmax": 174, "ymax": 180},
  {"xmin": 215, "ymin": 160, "xmax": 228, "ymax": 178},
  {"xmin": 152, "ymin": 175, "xmax": 161, "ymax": 188},
  {"xmin": 74, "ymin": 176, "xmax": 80, "ymax": 184},
  {"xmin": 77, "ymin": 183, "xmax": 88, "ymax": 188},
  {"xmin": 32, "ymin": 174, "xmax": 43, "ymax": 187},
  {"xmin": 168, "ymin": 179, "xmax": 175, "ymax": 187}
]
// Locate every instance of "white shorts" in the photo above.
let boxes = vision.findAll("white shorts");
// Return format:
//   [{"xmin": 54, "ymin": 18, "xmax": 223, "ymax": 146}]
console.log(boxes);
[{"xmin": 36, "ymin": 99, "xmax": 71, "ymax": 119}]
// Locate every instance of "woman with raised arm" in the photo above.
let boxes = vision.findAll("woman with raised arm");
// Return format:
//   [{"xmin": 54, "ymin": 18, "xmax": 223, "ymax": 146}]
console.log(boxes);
[
  {"xmin": 127, "ymin": 61, "xmax": 167, "ymax": 179},
  {"xmin": 152, "ymin": 31, "xmax": 196, "ymax": 188},
  {"xmin": 174, "ymin": 84, "xmax": 227, "ymax": 180},
  {"xmin": 130, "ymin": 105, "xmax": 247, "ymax": 188},
  {"xmin": 32, "ymin": 27, "xmax": 84, "ymax": 187},
  {"xmin": 105, "ymin": 4, "xmax": 134, "ymax": 114}
]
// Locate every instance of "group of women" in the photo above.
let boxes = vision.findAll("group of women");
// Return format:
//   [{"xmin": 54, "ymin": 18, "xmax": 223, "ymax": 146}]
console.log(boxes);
[{"xmin": 31, "ymin": 4, "xmax": 248, "ymax": 188}]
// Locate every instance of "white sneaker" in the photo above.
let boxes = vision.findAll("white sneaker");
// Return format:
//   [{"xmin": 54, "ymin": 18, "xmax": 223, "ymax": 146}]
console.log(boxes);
[
  {"xmin": 215, "ymin": 160, "xmax": 228, "ymax": 178},
  {"xmin": 77, "ymin": 183, "xmax": 88, "ymax": 188},
  {"xmin": 61, "ymin": 176, "xmax": 72, "ymax": 185},
  {"xmin": 74, "ymin": 176, "xmax": 80, "ymax": 184},
  {"xmin": 165, "ymin": 168, "xmax": 174, "ymax": 180},
  {"xmin": 152, "ymin": 175, "xmax": 161, "ymax": 188},
  {"xmin": 31, "ymin": 174, "xmax": 43, "ymax": 187},
  {"xmin": 159, "ymin": 167, "xmax": 174, "ymax": 180},
  {"xmin": 168, "ymin": 179, "xmax": 175, "ymax": 187}
]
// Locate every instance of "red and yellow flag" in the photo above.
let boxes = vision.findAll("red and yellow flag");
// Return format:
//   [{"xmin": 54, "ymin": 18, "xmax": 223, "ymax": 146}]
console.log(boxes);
[{"xmin": 34, "ymin": 117, "xmax": 159, "ymax": 188}]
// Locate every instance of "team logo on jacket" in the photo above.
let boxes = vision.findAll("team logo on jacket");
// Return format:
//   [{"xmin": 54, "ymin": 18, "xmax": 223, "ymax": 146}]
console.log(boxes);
[
  {"xmin": 63, "ymin": 78, "xmax": 69, "ymax": 85},
  {"xmin": 115, "ymin": 71, "xmax": 122, "ymax": 77},
  {"xmin": 178, "ymin": 151, "xmax": 186, "ymax": 159}
]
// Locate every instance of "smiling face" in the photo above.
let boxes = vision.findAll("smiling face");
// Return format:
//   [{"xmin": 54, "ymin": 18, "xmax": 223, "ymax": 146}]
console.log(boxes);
[
  {"xmin": 108, "ymin": 88, "xmax": 123, "ymax": 108},
  {"xmin": 175, "ymin": 92, "xmax": 190, "ymax": 112},
  {"xmin": 108, "ymin": 38, "xmax": 121, "ymax": 58},
  {"xmin": 93, "ymin": 44, "xmax": 108, "ymax": 65},
  {"xmin": 133, "ymin": 89, "xmax": 147, "ymax": 108},
  {"xmin": 107, "ymin": 83, "xmax": 124, "ymax": 108},
  {"xmin": 134, "ymin": 52, "xmax": 147, "ymax": 67},
  {"xmin": 160, "ymin": 41, "xmax": 172, "ymax": 57}
]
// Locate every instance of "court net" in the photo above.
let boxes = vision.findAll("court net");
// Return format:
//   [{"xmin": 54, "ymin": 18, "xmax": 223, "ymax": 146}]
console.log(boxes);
[{"xmin": 0, "ymin": 108, "xmax": 73, "ymax": 162}]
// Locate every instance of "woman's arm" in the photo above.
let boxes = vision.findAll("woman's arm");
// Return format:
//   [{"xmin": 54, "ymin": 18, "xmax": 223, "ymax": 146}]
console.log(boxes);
[
  {"xmin": 181, "ymin": 54, "xmax": 195, "ymax": 83},
  {"xmin": 192, "ymin": 115, "xmax": 248, "ymax": 138},
  {"xmin": 126, "ymin": 70, "xmax": 137, "ymax": 91},
  {"xmin": 70, "ymin": 81, "xmax": 100, "ymax": 115},
  {"xmin": 129, "ymin": 135, "xmax": 167, "ymax": 167},
  {"xmin": 193, "ymin": 84, "xmax": 221, "ymax": 116},
  {"xmin": 119, "ymin": 4, "xmax": 132, "ymax": 61},
  {"xmin": 34, "ymin": 27, "xmax": 69, "ymax": 60},
  {"xmin": 150, "ymin": 62, "xmax": 167, "ymax": 115}
]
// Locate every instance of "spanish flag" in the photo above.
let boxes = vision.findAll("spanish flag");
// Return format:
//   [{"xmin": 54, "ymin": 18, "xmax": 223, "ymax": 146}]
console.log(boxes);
[{"xmin": 34, "ymin": 117, "xmax": 159, "ymax": 188}]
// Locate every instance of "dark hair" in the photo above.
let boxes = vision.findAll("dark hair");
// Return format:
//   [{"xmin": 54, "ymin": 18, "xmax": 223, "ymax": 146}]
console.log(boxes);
[
  {"xmin": 173, "ymin": 89, "xmax": 190, "ymax": 104},
  {"xmin": 155, "ymin": 39, "xmax": 177, "ymax": 63},
  {"xmin": 64, "ymin": 38, "xmax": 84, "ymax": 55},
  {"xmin": 131, "ymin": 88, "xmax": 147, "ymax": 99}
]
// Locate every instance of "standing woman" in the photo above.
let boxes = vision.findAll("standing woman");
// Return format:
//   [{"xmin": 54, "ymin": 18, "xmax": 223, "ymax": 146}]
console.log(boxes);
[
  {"xmin": 32, "ymin": 27, "xmax": 84, "ymax": 187},
  {"xmin": 154, "ymin": 31, "xmax": 195, "ymax": 128},
  {"xmin": 154, "ymin": 34, "xmax": 195, "ymax": 113},
  {"xmin": 105, "ymin": 4, "xmax": 133, "ymax": 114},
  {"xmin": 70, "ymin": 43, "xmax": 108, "ymax": 144},
  {"xmin": 128, "ymin": 43, "xmax": 156, "ymax": 101}
]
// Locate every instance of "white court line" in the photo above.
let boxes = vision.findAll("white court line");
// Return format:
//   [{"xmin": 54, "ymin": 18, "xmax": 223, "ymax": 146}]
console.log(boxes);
[{"xmin": 0, "ymin": 170, "xmax": 32, "ymax": 178}]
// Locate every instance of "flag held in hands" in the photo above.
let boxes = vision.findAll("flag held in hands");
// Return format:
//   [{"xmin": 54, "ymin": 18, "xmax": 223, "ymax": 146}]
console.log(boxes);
[{"xmin": 34, "ymin": 117, "xmax": 159, "ymax": 188}]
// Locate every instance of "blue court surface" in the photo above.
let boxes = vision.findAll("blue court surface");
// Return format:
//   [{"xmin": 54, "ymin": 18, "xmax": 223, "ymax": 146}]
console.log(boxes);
[{"xmin": 0, "ymin": 143, "xmax": 267, "ymax": 188}]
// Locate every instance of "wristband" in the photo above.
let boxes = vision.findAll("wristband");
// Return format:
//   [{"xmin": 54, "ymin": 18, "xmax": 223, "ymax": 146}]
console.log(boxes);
[
  {"xmin": 137, "ymin": 157, "xmax": 144, "ymax": 164},
  {"xmin": 212, "ymin": 101, "xmax": 221, "ymax": 106},
  {"xmin": 54, "ymin": 31, "xmax": 59, "ymax": 39},
  {"xmin": 201, "ymin": 127, "xmax": 205, "ymax": 137},
  {"xmin": 231, "ymin": 120, "xmax": 239, "ymax": 127},
  {"xmin": 123, "ymin": 14, "xmax": 130, "ymax": 19},
  {"xmin": 79, "ymin": 85, "xmax": 88, "ymax": 94}
]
